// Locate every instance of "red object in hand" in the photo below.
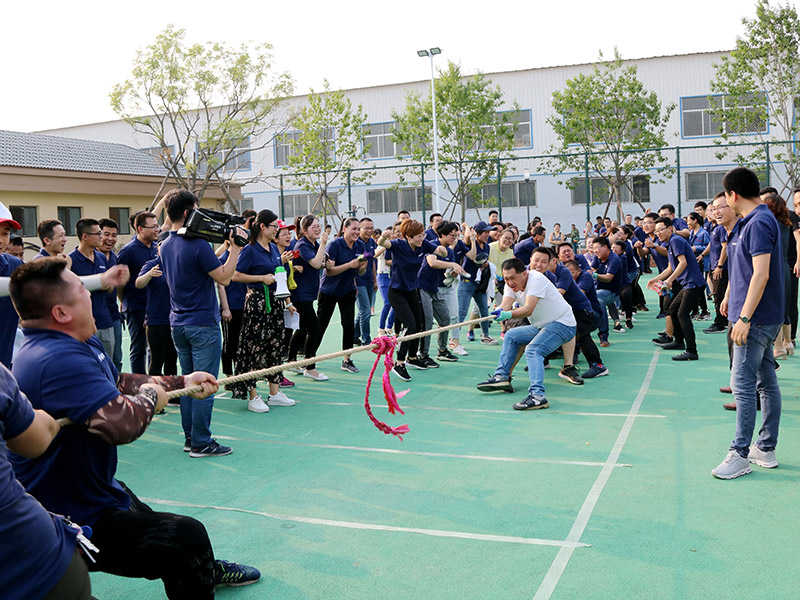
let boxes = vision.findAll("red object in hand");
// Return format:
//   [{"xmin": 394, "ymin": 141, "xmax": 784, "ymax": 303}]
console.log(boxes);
[{"xmin": 292, "ymin": 249, "xmax": 300, "ymax": 259}]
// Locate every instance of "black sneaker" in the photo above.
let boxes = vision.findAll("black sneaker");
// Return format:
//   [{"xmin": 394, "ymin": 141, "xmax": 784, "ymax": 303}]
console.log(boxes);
[
  {"xmin": 582, "ymin": 363, "xmax": 609, "ymax": 378},
  {"xmin": 513, "ymin": 395, "xmax": 549, "ymax": 410},
  {"xmin": 341, "ymin": 359, "xmax": 359, "ymax": 373},
  {"xmin": 189, "ymin": 440, "xmax": 233, "ymax": 458},
  {"xmin": 613, "ymin": 322, "xmax": 626, "ymax": 333},
  {"xmin": 183, "ymin": 438, "xmax": 191, "ymax": 453},
  {"xmin": 558, "ymin": 365, "xmax": 584, "ymax": 385},
  {"xmin": 418, "ymin": 355, "xmax": 440, "ymax": 368},
  {"xmin": 437, "ymin": 349, "xmax": 459, "ymax": 362},
  {"xmin": 672, "ymin": 351, "xmax": 698, "ymax": 361},
  {"xmin": 214, "ymin": 560, "xmax": 261, "ymax": 587},
  {"xmin": 703, "ymin": 324, "xmax": 726, "ymax": 334},
  {"xmin": 638, "ymin": 304, "xmax": 650, "ymax": 312},
  {"xmin": 392, "ymin": 363, "xmax": 411, "ymax": 381},
  {"xmin": 476, "ymin": 374, "xmax": 514, "ymax": 393},
  {"xmin": 625, "ymin": 319, "xmax": 634, "ymax": 329},
  {"xmin": 406, "ymin": 357, "xmax": 429, "ymax": 370},
  {"xmin": 659, "ymin": 340, "xmax": 685, "ymax": 350},
  {"xmin": 652, "ymin": 333, "xmax": 672, "ymax": 345}
]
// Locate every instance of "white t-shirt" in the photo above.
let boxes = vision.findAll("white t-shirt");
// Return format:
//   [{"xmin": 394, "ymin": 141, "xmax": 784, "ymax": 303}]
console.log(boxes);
[{"xmin": 503, "ymin": 270, "xmax": 576, "ymax": 328}]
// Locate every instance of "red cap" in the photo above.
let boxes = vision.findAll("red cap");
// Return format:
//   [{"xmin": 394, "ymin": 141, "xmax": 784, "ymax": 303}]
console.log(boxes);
[{"xmin": 0, "ymin": 202, "xmax": 21, "ymax": 230}]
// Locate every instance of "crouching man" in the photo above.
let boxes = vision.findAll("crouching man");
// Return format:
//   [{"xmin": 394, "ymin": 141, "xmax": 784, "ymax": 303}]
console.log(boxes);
[
  {"xmin": 476, "ymin": 258, "xmax": 576, "ymax": 410},
  {"xmin": 8, "ymin": 258, "xmax": 260, "ymax": 598}
]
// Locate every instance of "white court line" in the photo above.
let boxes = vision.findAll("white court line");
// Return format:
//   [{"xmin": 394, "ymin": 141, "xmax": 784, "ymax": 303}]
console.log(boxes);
[
  {"xmin": 532, "ymin": 349, "xmax": 661, "ymax": 600},
  {"xmin": 141, "ymin": 497, "xmax": 591, "ymax": 549},
  {"xmin": 176, "ymin": 433, "xmax": 631, "ymax": 468},
  {"xmin": 295, "ymin": 400, "xmax": 666, "ymax": 419}
]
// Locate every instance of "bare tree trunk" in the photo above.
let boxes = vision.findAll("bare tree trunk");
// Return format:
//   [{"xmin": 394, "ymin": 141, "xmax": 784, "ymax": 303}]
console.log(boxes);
[{"xmin": 149, "ymin": 174, "xmax": 171, "ymax": 211}]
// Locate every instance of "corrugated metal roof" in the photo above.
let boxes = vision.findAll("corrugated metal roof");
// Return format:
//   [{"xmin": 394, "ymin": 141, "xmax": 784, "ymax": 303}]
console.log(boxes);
[{"xmin": 0, "ymin": 129, "xmax": 170, "ymax": 177}]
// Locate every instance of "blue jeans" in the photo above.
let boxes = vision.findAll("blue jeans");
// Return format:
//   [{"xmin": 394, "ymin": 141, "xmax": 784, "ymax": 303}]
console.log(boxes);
[
  {"xmin": 378, "ymin": 273, "xmax": 395, "ymax": 329},
  {"xmin": 171, "ymin": 325, "xmax": 222, "ymax": 448},
  {"xmin": 125, "ymin": 310, "xmax": 147, "ymax": 374},
  {"xmin": 731, "ymin": 322, "xmax": 782, "ymax": 457},
  {"xmin": 354, "ymin": 284, "xmax": 376, "ymax": 343},
  {"xmin": 494, "ymin": 321, "xmax": 576, "ymax": 398},
  {"xmin": 595, "ymin": 289, "xmax": 619, "ymax": 338},
  {"xmin": 111, "ymin": 318, "xmax": 123, "ymax": 373},
  {"xmin": 457, "ymin": 280, "xmax": 490, "ymax": 338}
]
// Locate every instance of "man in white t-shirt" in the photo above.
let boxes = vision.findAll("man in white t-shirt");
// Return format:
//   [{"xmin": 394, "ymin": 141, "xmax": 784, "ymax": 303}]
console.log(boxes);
[{"xmin": 476, "ymin": 257, "xmax": 576, "ymax": 410}]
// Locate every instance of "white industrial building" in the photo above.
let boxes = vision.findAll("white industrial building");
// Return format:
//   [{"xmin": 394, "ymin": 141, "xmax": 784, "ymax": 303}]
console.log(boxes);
[{"xmin": 39, "ymin": 49, "xmax": 786, "ymax": 229}]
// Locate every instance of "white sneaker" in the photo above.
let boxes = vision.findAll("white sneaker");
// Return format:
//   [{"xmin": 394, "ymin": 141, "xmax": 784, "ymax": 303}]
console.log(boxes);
[
  {"xmin": 451, "ymin": 344, "xmax": 468, "ymax": 356},
  {"xmin": 248, "ymin": 395, "xmax": 270, "ymax": 413},
  {"xmin": 303, "ymin": 369, "xmax": 329, "ymax": 381},
  {"xmin": 268, "ymin": 391, "xmax": 296, "ymax": 407},
  {"xmin": 748, "ymin": 445, "xmax": 778, "ymax": 468},
  {"xmin": 711, "ymin": 450, "xmax": 752, "ymax": 479}
]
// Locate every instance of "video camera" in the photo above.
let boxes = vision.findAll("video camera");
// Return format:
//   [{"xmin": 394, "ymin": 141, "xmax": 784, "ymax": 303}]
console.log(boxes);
[{"xmin": 177, "ymin": 208, "xmax": 249, "ymax": 247}]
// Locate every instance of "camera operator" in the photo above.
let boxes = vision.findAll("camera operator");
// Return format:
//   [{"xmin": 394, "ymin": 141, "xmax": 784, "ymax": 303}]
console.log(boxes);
[{"xmin": 159, "ymin": 189, "xmax": 247, "ymax": 458}]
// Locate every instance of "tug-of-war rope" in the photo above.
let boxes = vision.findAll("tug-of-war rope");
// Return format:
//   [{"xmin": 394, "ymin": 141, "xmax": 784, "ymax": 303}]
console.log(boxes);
[{"xmin": 58, "ymin": 315, "xmax": 496, "ymax": 440}]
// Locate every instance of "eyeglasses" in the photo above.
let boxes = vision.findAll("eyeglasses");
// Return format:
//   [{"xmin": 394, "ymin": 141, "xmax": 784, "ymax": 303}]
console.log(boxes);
[
  {"xmin": 266, "ymin": 223, "xmax": 279, "ymax": 229},
  {"xmin": 654, "ymin": 228, "xmax": 668, "ymax": 234}
]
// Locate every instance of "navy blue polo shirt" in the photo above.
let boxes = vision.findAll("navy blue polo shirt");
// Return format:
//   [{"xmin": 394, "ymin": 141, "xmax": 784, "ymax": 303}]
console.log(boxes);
[
  {"xmin": 672, "ymin": 216, "xmax": 688, "ymax": 231},
  {"xmin": 32, "ymin": 248, "xmax": 53, "ymax": 260},
  {"xmin": 320, "ymin": 236, "xmax": 365, "ymax": 297},
  {"xmin": 710, "ymin": 225, "xmax": 728, "ymax": 271},
  {"xmin": 389, "ymin": 239, "xmax": 438, "ymax": 291},
  {"xmin": 69, "ymin": 248, "xmax": 112, "ymax": 330},
  {"xmin": 592, "ymin": 251, "xmax": 623, "ymax": 294},
  {"xmin": 424, "ymin": 228, "xmax": 438, "ymax": 242},
  {"xmin": 689, "ymin": 227, "xmax": 711, "ymax": 272},
  {"xmin": 1, "ymin": 364, "xmax": 77, "ymax": 599},
  {"xmin": 117, "ymin": 237, "xmax": 157, "ymax": 313},
  {"xmin": 355, "ymin": 237, "xmax": 377, "ymax": 287},
  {"xmin": 418, "ymin": 246, "xmax": 455, "ymax": 294},
  {"xmin": 513, "ymin": 237, "xmax": 539, "ymax": 266},
  {"xmin": 291, "ymin": 237, "xmax": 322, "ymax": 303},
  {"xmin": 0, "ymin": 254, "xmax": 23, "ymax": 367},
  {"xmin": 159, "ymin": 232, "xmax": 222, "ymax": 327},
  {"xmin": 646, "ymin": 234, "xmax": 669, "ymax": 273},
  {"xmin": 236, "ymin": 241, "xmax": 283, "ymax": 292},
  {"xmin": 727, "ymin": 204, "xmax": 784, "ymax": 325},
  {"xmin": 622, "ymin": 242, "xmax": 638, "ymax": 273},
  {"xmin": 575, "ymin": 270, "xmax": 602, "ymax": 315},
  {"xmin": 702, "ymin": 219, "xmax": 714, "ymax": 234},
  {"xmin": 219, "ymin": 250, "xmax": 246, "ymax": 310},
  {"xmin": 633, "ymin": 226, "xmax": 646, "ymax": 243},
  {"xmin": 456, "ymin": 239, "xmax": 491, "ymax": 281},
  {"xmin": 11, "ymin": 330, "xmax": 131, "ymax": 527},
  {"xmin": 104, "ymin": 251, "xmax": 121, "ymax": 322},
  {"xmin": 551, "ymin": 264, "xmax": 592, "ymax": 313},
  {"xmin": 139, "ymin": 258, "xmax": 171, "ymax": 326},
  {"xmin": 574, "ymin": 253, "xmax": 591, "ymax": 272},
  {"xmin": 667, "ymin": 234, "xmax": 705, "ymax": 289}
]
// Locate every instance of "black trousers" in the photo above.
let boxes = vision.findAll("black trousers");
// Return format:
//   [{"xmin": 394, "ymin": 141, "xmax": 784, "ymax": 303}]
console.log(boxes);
[
  {"xmin": 711, "ymin": 269, "xmax": 729, "ymax": 329},
  {"xmin": 575, "ymin": 308, "xmax": 602, "ymax": 365},
  {"xmin": 88, "ymin": 485, "xmax": 215, "ymax": 600},
  {"xmin": 618, "ymin": 284, "xmax": 634, "ymax": 320},
  {"xmin": 42, "ymin": 548, "xmax": 91, "ymax": 600},
  {"xmin": 317, "ymin": 290, "xmax": 356, "ymax": 352},
  {"xmin": 387, "ymin": 287, "xmax": 425, "ymax": 361},
  {"xmin": 790, "ymin": 274, "xmax": 798, "ymax": 342},
  {"xmin": 221, "ymin": 308, "xmax": 243, "ymax": 375},
  {"xmin": 289, "ymin": 300, "xmax": 322, "ymax": 369},
  {"xmin": 146, "ymin": 324, "xmax": 177, "ymax": 376},
  {"xmin": 665, "ymin": 286, "xmax": 703, "ymax": 353}
]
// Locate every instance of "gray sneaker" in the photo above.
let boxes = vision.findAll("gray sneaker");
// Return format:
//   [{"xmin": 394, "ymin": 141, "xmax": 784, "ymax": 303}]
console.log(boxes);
[
  {"xmin": 748, "ymin": 445, "xmax": 778, "ymax": 468},
  {"xmin": 711, "ymin": 450, "xmax": 752, "ymax": 479},
  {"xmin": 513, "ymin": 394, "xmax": 549, "ymax": 410},
  {"xmin": 476, "ymin": 374, "xmax": 514, "ymax": 393}
]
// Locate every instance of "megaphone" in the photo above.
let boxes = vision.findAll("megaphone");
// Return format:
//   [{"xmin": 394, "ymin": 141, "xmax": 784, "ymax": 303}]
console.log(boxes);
[{"xmin": 274, "ymin": 266, "xmax": 291, "ymax": 299}]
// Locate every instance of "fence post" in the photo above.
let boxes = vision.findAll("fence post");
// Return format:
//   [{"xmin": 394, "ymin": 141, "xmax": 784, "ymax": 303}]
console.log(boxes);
[
  {"xmin": 279, "ymin": 173, "xmax": 285, "ymax": 220},
  {"xmin": 347, "ymin": 169, "xmax": 352, "ymax": 216},
  {"xmin": 765, "ymin": 141, "xmax": 771, "ymax": 186},
  {"xmin": 496, "ymin": 158, "xmax": 503, "ymax": 221},
  {"xmin": 420, "ymin": 164, "xmax": 426, "ymax": 224},
  {"xmin": 584, "ymin": 152, "xmax": 591, "ymax": 223},
  {"xmin": 676, "ymin": 147, "xmax": 682, "ymax": 218}
]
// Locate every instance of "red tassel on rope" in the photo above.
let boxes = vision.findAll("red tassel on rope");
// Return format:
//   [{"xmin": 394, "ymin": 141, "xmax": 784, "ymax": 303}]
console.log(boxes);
[{"xmin": 364, "ymin": 336, "xmax": 410, "ymax": 440}]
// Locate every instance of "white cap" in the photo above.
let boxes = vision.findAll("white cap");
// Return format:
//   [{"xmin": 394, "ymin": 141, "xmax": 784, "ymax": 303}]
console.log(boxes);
[{"xmin": 0, "ymin": 201, "xmax": 21, "ymax": 230}]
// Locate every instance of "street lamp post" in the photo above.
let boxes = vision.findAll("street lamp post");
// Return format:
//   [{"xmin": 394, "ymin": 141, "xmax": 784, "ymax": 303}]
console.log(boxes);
[
  {"xmin": 417, "ymin": 47, "xmax": 442, "ymax": 215},
  {"xmin": 523, "ymin": 168, "xmax": 531, "ymax": 226}
]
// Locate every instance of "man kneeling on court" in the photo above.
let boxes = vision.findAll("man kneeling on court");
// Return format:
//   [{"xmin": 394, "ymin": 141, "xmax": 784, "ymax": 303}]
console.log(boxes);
[
  {"xmin": 8, "ymin": 258, "xmax": 260, "ymax": 598},
  {"xmin": 476, "ymin": 258, "xmax": 576, "ymax": 410}
]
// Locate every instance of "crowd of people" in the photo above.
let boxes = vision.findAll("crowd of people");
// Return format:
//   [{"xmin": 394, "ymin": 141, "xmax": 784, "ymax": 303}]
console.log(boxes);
[{"xmin": 0, "ymin": 165, "xmax": 793, "ymax": 597}]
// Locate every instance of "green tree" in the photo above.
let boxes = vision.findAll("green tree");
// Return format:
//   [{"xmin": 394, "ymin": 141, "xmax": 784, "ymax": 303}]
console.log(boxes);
[
  {"xmin": 110, "ymin": 25, "xmax": 293, "ymax": 211},
  {"xmin": 709, "ymin": 0, "xmax": 800, "ymax": 193},
  {"xmin": 283, "ymin": 80, "xmax": 374, "ymax": 228},
  {"xmin": 547, "ymin": 49, "xmax": 675, "ymax": 219},
  {"xmin": 391, "ymin": 61, "xmax": 517, "ymax": 222}
]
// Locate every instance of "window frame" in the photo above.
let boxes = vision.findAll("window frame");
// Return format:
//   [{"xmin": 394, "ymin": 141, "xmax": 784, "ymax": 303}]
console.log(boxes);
[
  {"xmin": 8, "ymin": 205, "xmax": 38, "ymax": 237},
  {"xmin": 57, "ymin": 206, "xmax": 82, "ymax": 236},
  {"xmin": 680, "ymin": 93, "xmax": 769, "ymax": 139}
]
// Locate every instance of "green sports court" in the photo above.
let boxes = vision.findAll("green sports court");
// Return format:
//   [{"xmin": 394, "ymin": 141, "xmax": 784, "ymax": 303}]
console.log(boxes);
[{"xmin": 91, "ymin": 286, "xmax": 800, "ymax": 599}]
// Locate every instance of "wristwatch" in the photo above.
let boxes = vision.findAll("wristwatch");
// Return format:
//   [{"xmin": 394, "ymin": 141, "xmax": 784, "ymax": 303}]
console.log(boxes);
[{"xmin": 739, "ymin": 315, "xmax": 750, "ymax": 324}]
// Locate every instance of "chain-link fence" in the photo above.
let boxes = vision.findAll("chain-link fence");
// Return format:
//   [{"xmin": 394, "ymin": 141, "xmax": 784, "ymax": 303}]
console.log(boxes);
[{"xmin": 267, "ymin": 140, "xmax": 798, "ymax": 229}]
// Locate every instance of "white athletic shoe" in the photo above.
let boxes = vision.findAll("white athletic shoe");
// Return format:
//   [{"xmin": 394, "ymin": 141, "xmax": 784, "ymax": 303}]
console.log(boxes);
[
  {"xmin": 286, "ymin": 366, "xmax": 304, "ymax": 375},
  {"xmin": 268, "ymin": 392, "xmax": 296, "ymax": 407},
  {"xmin": 748, "ymin": 445, "xmax": 778, "ymax": 468},
  {"xmin": 248, "ymin": 395, "xmax": 270, "ymax": 413},
  {"xmin": 303, "ymin": 369, "xmax": 329, "ymax": 381},
  {"xmin": 451, "ymin": 344, "xmax": 468, "ymax": 356},
  {"xmin": 711, "ymin": 450, "xmax": 751, "ymax": 479}
]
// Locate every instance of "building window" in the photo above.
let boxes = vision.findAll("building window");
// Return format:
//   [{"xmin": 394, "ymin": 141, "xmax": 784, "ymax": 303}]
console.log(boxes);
[
  {"xmin": 9, "ymin": 206, "xmax": 37, "ymax": 237},
  {"xmin": 362, "ymin": 122, "xmax": 398, "ymax": 159},
  {"xmin": 367, "ymin": 187, "xmax": 432, "ymax": 213},
  {"xmin": 275, "ymin": 129, "xmax": 334, "ymax": 168},
  {"xmin": 507, "ymin": 109, "xmax": 532, "ymax": 149},
  {"xmin": 280, "ymin": 193, "xmax": 338, "ymax": 220},
  {"xmin": 199, "ymin": 138, "xmax": 251, "ymax": 172},
  {"xmin": 468, "ymin": 180, "xmax": 537, "ymax": 208},
  {"xmin": 686, "ymin": 171, "xmax": 726, "ymax": 201},
  {"xmin": 109, "ymin": 208, "xmax": 131, "ymax": 235},
  {"xmin": 570, "ymin": 176, "xmax": 650, "ymax": 206},
  {"xmin": 681, "ymin": 93, "xmax": 768, "ymax": 138},
  {"xmin": 140, "ymin": 145, "xmax": 175, "ymax": 165},
  {"xmin": 57, "ymin": 207, "xmax": 82, "ymax": 236}
]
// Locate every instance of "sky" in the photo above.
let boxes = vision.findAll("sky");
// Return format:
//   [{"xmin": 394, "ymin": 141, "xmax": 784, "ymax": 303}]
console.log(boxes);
[{"xmin": 2, "ymin": 0, "xmax": 795, "ymax": 133}]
